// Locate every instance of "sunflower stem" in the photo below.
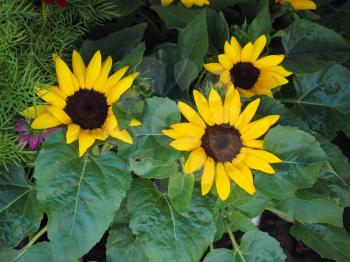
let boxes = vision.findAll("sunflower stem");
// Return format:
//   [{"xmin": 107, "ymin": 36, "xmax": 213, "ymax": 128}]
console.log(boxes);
[
  {"xmin": 223, "ymin": 218, "xmax": 245, "ymax": 260},
  {"xmin": 13, "ymin": 225, "xmax": 48, "ymax": 261}
]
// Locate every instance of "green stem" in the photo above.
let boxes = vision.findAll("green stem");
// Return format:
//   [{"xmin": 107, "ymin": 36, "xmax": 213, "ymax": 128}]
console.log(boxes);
[
  {"xmin": 41, "ymin": 2, "xmax": 47, "ymax": 24},
  {"xmin": 13, "ymin": 225, "xmax": 48, "ymax": 261},
  {"xmin": 223, "ymin": 218, "xmax": 245, "ymax": 261},
  {"xmin": 209, "ymin": 243, "xmax": 214, "ymax": 251}
]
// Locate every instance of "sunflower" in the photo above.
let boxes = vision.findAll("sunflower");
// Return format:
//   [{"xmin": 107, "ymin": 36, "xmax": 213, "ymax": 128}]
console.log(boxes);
[
  {"xmin": 161, "ymin": 0, "xmax": 209, "ymax": 8},
  {"xmin": 204, "ymin": 35, "xmax": 292, "ymax": 98},
  {"xmin": 23, "ymin": 50, "xmax": 139, "ymax": 156},
  {"xmin": 275, "ymin": 0, "xmax": 316, "ymax": 10},
  {"xmin": 162, "ymin": 86, "xmax": 282, "ymax": 200}
]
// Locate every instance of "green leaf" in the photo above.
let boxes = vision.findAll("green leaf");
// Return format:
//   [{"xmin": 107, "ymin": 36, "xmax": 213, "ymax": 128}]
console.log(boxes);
[
  {"xmin": 290, "ymin": 223, "xmax": 350, "ymax": 262},
  {"xmin": 168, "ymin": 172, "xmax": 194, "ymax": 214},
  {"xmin": 80, "ymin": 23, "xmax": 147, "ymax": 61},
  {"xmin": 229, "ymin": 211, "xmax": 257, "ymax": 233},
  {"xmin": 207, "ymin": 9, "xmax": 230, "ymax": 51},
  {"xmin": 18, "ymin": 242, "xmax": 54, "ymax": 262},
  {"xmin": 128, "ymin": 97, "xmax": 181, "ymax": 179},
  {"xmin": 175, "ymin": 10, "xmax": 208, "ymax": 96},
  {"xmin": 210, "ymin": 0, "xmax": 247, "ymax": 9},
  {"xmin": 248, "ymin": 0, "xmax": 272, "ymax": 41},
  {"xmin": 34, "ymin": 131, "xmax": 132, "ymax": 261},
  {"xmin": 271, "ymin": 197, "xmax": 343, "ymax": 226},
  {"xmin": 255, "ymin": 126, "xmax": 327, "ymax": 199},
  {"xmin": 282, "ymin": 19, "xmax": 350, "ymax": 73},
  {"xmin": 284, "ymin": 64, "xmax": 350, "ymax": 138},
  {"xmin": 115, "ymin": 42, "xmax": 146, "ymax": 71},
  {"xmin": 204, "ymin": 231, "xmax": 286, "ymax": 262},
  {"xmin": 128, "ymin": 180, "xmax": 216, "ymax": 262},
  {"xmin": 114, "ymin": 0, "xmax": 141, "ymax": 17},
  {"xmin": 0, "ymin": 166, "xmax": 42, "ymax": 247},
  {"xmin": 151, "ymin": 5, "xmax": 200, "ymax": 29}
]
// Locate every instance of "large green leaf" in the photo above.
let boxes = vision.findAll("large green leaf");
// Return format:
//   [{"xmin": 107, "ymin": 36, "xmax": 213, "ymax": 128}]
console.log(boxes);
[
  {"xmin": 18, "ymin": 242, "xmax": 54, "ymax": 262},
  {"xmin": 210, "ymin": 0, "xmax": 247, "ymax": 9},
  {"xmin": 128, "ymin": 97, "xmax": 180, "ymax": 179},
  {"xmin": 168, "ymin": 172, "xmax": 194, "ymax": 214},
  {"xmin": 174, "ymin": 10, "xmax": 208, "ymax": 96},
  {"xmin": 128, "ymin": 180, "xmax": 216, "ymax": 262},
  {"xmin": 207, "ymin": 9, "xmax": 229, "ymax": 51},
  {"xmin": 255, "ymin": 126, "xmax": 327, "ymax": 199},
  {"xmin": 80, "ymin": 23, "xmax": 147, "ymax": 61},
  {"xmin": 247, "ymin": 0, "xmax": 272, "ymax": 41},
  {"xmin": 204, "ymin": 231, "xmax": 286, "ymax": 262},
  {"xmin": 282, "ymin": 19, "xmax": 350, "ymax": 73},
  {"xmin": 290, "ymin": 223, "xmax": 350, "ymax": 262},
  {"xmin": 114, "ymin": 0, "xmax": 141, "ymax": 17},
  {"xmin": 34, "ymin": 131, "xmax": 132, "ymax": 261},
  {"xmin": 282, "ymin": 64, "xmax": 350, "ymax": 138},
  {"xmin": 0, "ymin": 166, "xmax": 42, "ymax": 247}
]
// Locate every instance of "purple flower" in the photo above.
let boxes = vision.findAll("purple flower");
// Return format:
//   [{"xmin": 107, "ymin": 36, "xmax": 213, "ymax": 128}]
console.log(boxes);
[{"xmin": 14, "ymin": 118, "xmax": 60, "ymax": 150}]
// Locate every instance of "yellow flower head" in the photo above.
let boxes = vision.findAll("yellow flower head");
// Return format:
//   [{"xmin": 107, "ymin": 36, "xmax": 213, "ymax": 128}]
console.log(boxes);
[
  {"xmin": 204, "ymin": 35, "xmax": 292, "ymax": 98},
  {"xmin": 161, "ymin": 0, "xmax": 209, "ymax": 8},
  {"xmin": 275, "ymin": 0, "xmax": 316, "ymax": 10},
  {"xmin": 23, "ymin": 50, "xmax": 138, "ymax": 156},
  {"xmin": 162, "ymin": 86, "xmax": 282, "ymax": 200}
]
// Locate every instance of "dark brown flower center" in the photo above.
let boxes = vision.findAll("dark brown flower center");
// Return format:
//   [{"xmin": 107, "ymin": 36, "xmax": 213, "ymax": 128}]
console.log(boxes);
[
  {"xmin": 64, "ymin": 89, "xmax": 109, "ymax": 130},
  {"xmin": 231, "ymin": 62, "xmax": 260, "ymax": 90},
  {"xmin": 201, "ymin": 124, "xmax": 243, "ymax": 162}
]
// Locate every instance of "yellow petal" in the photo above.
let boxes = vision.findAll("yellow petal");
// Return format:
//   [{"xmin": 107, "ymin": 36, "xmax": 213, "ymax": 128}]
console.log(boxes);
[
  {"xmin": 36, "ymin": 87, "xmax": 66, "ymax": 108},
  {"xmin": 66, "ymin": 124, "xmax": 80, "ymax": 144},
  {"xmin": 94, "ymin": 56, "xmax": 113, "ymax": 91},
  {"xmin": 161, "ymin": 0, "xmax": 174, "ymax": 6},
  {"xmin": 184, "ymin": 147, "xmax": 207, "ymax": 173},
  {"xmin": 204, "ymin": 63, "xmax": 225, "ymax": 75},
  {"xmin": 129, "ymin": 119, "xmax": 142, "ymax": 127},
  {"xmin": 46, "ymin": 106, "xmax": 71, "ymax": 124},
  {"xmin": 31, "ymin": 113, "xmax": 62, "ymax": 129},
  {"xmin": 243, "ymin": 139, "xmax": 264, "ymax": 149},
  {"xmin": 225, "ymin": 162, "xmax": 255, "ymax": 195},
  {"xmin": 241, "ymin": 115, "xmax": 280, "ymax": 141},
  {"xmin": 193, "ymin": 90, "xmax": 214, "ymax": 125},
  {"xmin": 242, "ymin": 150, "xmax": 276, "ymax": 174},
  {"xmin": 208, "ymin": 88, "xmax": 224, "ymax": 124},
  {"xmin": 109, "ymin": 129, "xmax": 133, "ymax": 144},
  {"xmin": 201, "ymin": 157, "xmax": 215, "ymax": 196},
  {"xmin": 78, "ymin": 130, "xmax": 96, "ymax": 156},
  {"xmin": 102, "ymin": 66, "xmax": 129, "ymax": 93},
  {"xmin": 223, "ymin": 86, "xmax": 241, "ymax": 125},
  {"xmin": 218, "ymin": 54, "xmax": 233, "ymax": 70},
  {"xmin": 251, "ymin": 35, "xmax": 267, "ymax": 62},
  {"xmin": 72, "ymin": 50, "xmax": 86, "ymax": 87},
  {"xmin": 93, "ymin": 128, "xmax": 108, "ymax": 140},
  {"xmin": 235, "ymin": 98, "xmax": 260, "ymax": 129},
  {"xmin": 55, "ymin": 57, "xmax": 75, "ymax": 96},
  {"xmin": 259, "ymin": 71, "xmax": 289, "ymax": 88},
  {"xmin": 103, "ymin": 111, "xmax": 118, "ymax": 132},
  {"xmin": 251, "ymin": 86, "xmax": 274, "ymax": 97},
  {"xmin": 263, "ymin": 66, "xmax": 292, "ymax": 77},
  {"xmin": 170, "ymin": 137, "xmax": 201, "ymax": 151},
  {"xmin": 291, "ymin": 0, "xmax": 316, "ymax": 10},
  {"xmin": 107, "ymin": 73, "xmax": 138, "ymax": 104},
  {"xmin": 224, "ymin": 41, "xmax": 239, "ymax": 64},
  {"xmin": 170, "ymin": 122, "xmax": 205, "ymax": 138},
  {"xmin": 21, "ymin": 105, "xmax": 48, "ymax": 119},
  {"xmin": 230, "ymin": 36, "xmax": 242, "ymax": 61},
  {"xmin": 245, "ymin": 148, "xmax": 282, "ymax": 163},
  {"xmin": 219, "ymin": 70, "xmax": 232, "ymax": 86},
  {"xmin": 237, "ymin": 87, "xmax": 255, "ymax": 98},
  {"xmin": 85, "ymin": 51, "xmax": 102, "ymax": 89},
  {"xmin": 178, "ymin": 102, "xmax": 206, "ymax": 128},
  {"xmin": 216, "ymin": 162, "xmax": 230, "ymax": 201},
  {"xmin": 241, "ymin": 42, "xmax": 254, "ymax": 62},
  {"xmin": 254, "ymin": 55, "xmax": 285, "ymax": 69}
]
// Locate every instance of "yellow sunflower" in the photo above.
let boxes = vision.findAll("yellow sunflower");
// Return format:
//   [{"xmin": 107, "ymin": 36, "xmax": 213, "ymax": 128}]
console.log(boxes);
[
  {"xmin": 162, "ymin": 86, "xmax": 282, "ymax": 200},
  {"xmin": 161, "ymin": 0, "xmax": 209, "ymax": 8},
  {"xmin": 22, "ymin": 50, "xmax": 139, "ymax": 156},
  {"xmin": 204, "ymin": 35, "xmax": 292, "ymax": 98},
  {"xmin": 276, "ymin": 0, "xmax": 316, "ymax": 10}
]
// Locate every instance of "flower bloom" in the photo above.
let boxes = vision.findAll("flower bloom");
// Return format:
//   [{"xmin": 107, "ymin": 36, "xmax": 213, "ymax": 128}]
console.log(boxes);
[
  {"xmin": 23, "ymin": 51, "xmax": 138, "ymax": 156},
  {"xmin": 204, "ymin": 35, "xmax": 292, "ymax": 98},
  {"xmin": 275, "ymin": 0, "xmax": 316, "ymax": 10},
  {"xmin": 161, "ymin": 0, "xmax": 209, "ymax": 8},
  {"xmin": 15, "ymin": 119, "xmax": 59, "ymax": 150},
  {"xmin": 162, "ymin": 86, "xmax": 282, "ymax": 200},
  {"xmin": 43, "ymin": 0, "xmax": 67, "ymax": 8}
]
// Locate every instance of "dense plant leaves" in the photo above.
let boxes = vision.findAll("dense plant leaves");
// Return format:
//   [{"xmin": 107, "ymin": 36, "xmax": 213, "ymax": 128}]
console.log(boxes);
[
  {"xmin": 34, "ymin": 131, "xmax": 131, "ymax": 261},
  {"xmin": 115, "ymin": 42, "xmax": 146, "ymax": 71},
  {"xmin": 128, "ymin": 97, "xmax": 180, "ymax": 179},
  {"xmin": 270, "ymin": 197, "xmax": 343, "ymax": 226},
  {"xmin": 80, "ymin": 23, "xmax": 147, "ymax": 61},
  {"xmin": 168, "ymin": 172, "xmax": 194, "ymax": 214},
  {"xmin": 290, "ymin": 222, "xmax": 350, "ymax": 262},
  {"xmin": 210, "ymin": 0, "xmax": 247, "ymax": 9},
  {"xmin": 255, "ymin": 126, "xmax": 327, "ymax": 199},
  {"xmin": 0, "ymin": 166, "xmax": 42, "ymax": 247},
  {"xmin": 174, "ymin": 10, "xmax": 208, "ymax": 96},
  {"xmin": 282, "ymin": 19, "xmax": 350, "ymax": 73},
  {"xmin": 247, "ymin": 0, "xmax": 272, "ymax": 41},
  {"xmin": 128, "ymin": 179, "xmax": 216, "ymax": 262},
  {"xmin": 283, "ymin": 64, "xmax": 350, "ymax": 138},
  {"xmin": 204, "ymin": 231, "xmax": 286, "ymax": 262},
  {"xmin": 207, "ymin": 9, "xmax": 229, "ymax": 51},
  {"xmin": 114, "ymin": 0, "xmax": 141, "ymax": 16}
]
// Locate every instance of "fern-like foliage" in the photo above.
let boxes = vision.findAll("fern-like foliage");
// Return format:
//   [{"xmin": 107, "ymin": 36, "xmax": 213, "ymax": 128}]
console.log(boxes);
[{"xmin": 0, "ymin": 0, "xmax": 120, "ymax": 168}]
